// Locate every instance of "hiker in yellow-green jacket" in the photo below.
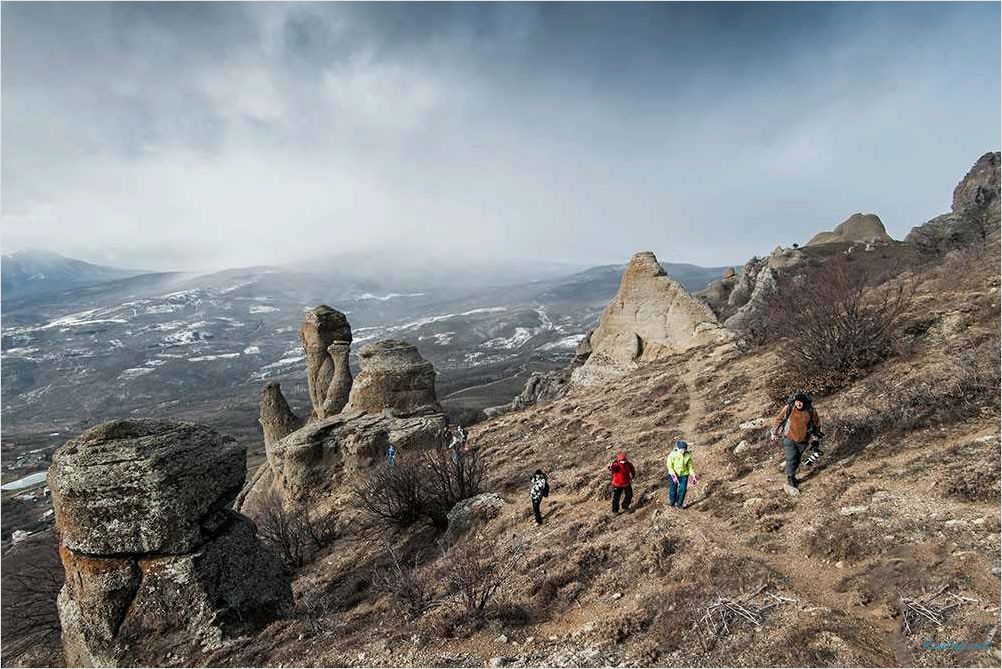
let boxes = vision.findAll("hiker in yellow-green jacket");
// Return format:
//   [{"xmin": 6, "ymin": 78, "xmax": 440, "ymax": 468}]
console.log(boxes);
[{"xmin": 666, "ymin": 440, "xmax": 697, "ymax": 509}]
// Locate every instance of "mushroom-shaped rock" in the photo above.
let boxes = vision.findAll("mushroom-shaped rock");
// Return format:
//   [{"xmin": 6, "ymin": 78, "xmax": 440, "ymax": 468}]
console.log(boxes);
[
  {"xmin": 299, "ymin": 305, "xmax": 353, "ymax": 420},
  {"xmin": 49, "ymin": 419, "xmax": 291, "ymax": 667},
  {"xmin": 48, "ymin": 419, "xmax": 245, "ymax": 555},
  {"xmin": 571, "ymin": 252, "xmax": 734, "ymax": 386},
  {"xmin": 345, "ymin": 339, "xmax": 442, "ymax": 416}
]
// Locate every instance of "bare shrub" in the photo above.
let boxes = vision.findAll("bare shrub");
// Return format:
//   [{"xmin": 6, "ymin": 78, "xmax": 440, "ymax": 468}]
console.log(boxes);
[
  {"xmin": 441, "ymin": 533, "xmax": 524, "ymax": 621},
  {"xmin": 354, "ymin": 460, "xmax": 429, "ymax": 528},
  {"xmin": 766, "ymin": 258, "xmax": 914, "ymax": 395},
  {"xmin": 0, "ymin": 534, "xmax": 64, "ymax": 665},
  {"xmin": 420, "ymin": 447, "xmax": 486, "ymax": 529},
  {"xmin": 371, "ymin": 544, "xmax": 440, "ymax": 619},
  {"xmin": 354, "ymin": 447, "xmax": 486, "ymax": 530},
  {"xmin": 254, "ymin": 489, "xmax": 339, "ymax": 568}
]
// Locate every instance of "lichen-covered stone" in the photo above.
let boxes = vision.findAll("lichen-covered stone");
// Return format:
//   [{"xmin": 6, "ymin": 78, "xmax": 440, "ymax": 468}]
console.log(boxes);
[
  {"xmin": 345, "ymin": 339, "xmax": 442, "ymax": 415},
  {"xmin": 299, "ymin": 305, "xmax": 352, "ymax": 420},
  {"xmin": 48, "ymin": 419, "xmax": 245, "ymax": 555}
]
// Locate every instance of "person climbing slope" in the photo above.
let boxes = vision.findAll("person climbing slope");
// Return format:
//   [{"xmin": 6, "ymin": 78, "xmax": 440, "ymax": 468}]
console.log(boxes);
[
  {"xmin": 770, "ymin": 391, "xmax": 822, "ymax": 494},
  {"xmin": 666, "ymin": 439, "xmax": 697, "ymax": 509},
  {"xmin": 608, "ymin": 452, "xmax": 637, "ymax": 514},
  {"xmin": 529, "ymin": 469, "xmax": 550, "ymax": 525},
  {"xmin": 386, "ymin": 443, "xmax": 397, "ymax": 467}
]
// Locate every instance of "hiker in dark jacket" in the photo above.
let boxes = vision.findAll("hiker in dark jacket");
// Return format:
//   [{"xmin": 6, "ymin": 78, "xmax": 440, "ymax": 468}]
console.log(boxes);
[
  {"xmin": 770, "ymin": 392, "xmax": 822, "ymax": 493},
  {"xmin": 529, "ymin": 470, "xmax": 550, "ymax": 525},
  {"xmin": 608, "ymin": 452, "xmax": 637, "ymax": 514}
]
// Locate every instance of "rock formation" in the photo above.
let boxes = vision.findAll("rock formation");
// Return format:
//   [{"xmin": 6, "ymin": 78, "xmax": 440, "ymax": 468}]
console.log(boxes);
[
  {"xmin": 268, "ymin": 410, "xmax": 449, "ymax": 503},
  {"xmin": 48, "ymin": 419, "xmax": 291, "ymax": 667},
  {"xmin": 443, "ymin": 492, "xmax": 506, "ymax": 545},
  {"xmin": 571, "ymin": 251, "xmax": 736, "ymax": 386},
  {"xmin": 806, "ymin": 213, "xmax": 893, "ymax": 246},
  {"xmin": 300, "ymin": 305, "xmax": 353, "ymax": 420},
  {"xmin": 260, "ymin": 381, "xmax": 303, "ymax": 456},
  {"xmin": 906, "ymin": 151, "xmax": 1001, "ymax": 254},
  {"xmin": 345, "ymin": 339, "xmax": 443, "ymax": 416}
]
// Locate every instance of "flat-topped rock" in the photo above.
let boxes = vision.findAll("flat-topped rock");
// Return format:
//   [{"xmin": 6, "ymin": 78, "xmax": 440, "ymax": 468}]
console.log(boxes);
[{"xmin": 48, "ymin": 419, "xmax": 245, "ymax": 555}]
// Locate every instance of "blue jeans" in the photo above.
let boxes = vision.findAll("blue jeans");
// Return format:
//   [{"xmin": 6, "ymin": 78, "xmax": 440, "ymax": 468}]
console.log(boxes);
[{"xmin": 668, "ymin": 475, "xmax": 689, "ymax": 508}]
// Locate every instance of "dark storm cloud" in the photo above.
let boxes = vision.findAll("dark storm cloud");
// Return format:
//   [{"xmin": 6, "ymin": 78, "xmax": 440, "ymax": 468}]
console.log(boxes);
[{"xmin": 2, "ymin": 2, "xmax": 999, "ymax": 271}]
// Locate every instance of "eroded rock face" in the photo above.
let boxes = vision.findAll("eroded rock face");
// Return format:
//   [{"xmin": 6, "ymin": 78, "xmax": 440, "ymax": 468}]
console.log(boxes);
[
  {"xmin": 571, "ymin": 252, "xmax": 734, "ymax": 385},
  {"xmin": 806, "ymin": 213, "xmax": 893, "ymax": 247},
  {"xmin": 48, "ymin": 419, "xmax": 245, "ymax": 555},
  {"xmin": 906, "ymin": 152, "xmax": 1001, "ymax": 254},
  {"xmin": 260, "ymin": 382, "xmax": 302, "ymax": 457},
  {"xmin": 345, "ymin": 339, "xmax": 442, "ymax": 416},
  {"xmin": 300, "ymin": 305, "xmax": 353, "ymax": 420},
  {"xmin": 268, "ymin": 410, "xmax": 448, "ymax": 502},
  {"xmin": 49, "ymin": 419, "xmax": 291, "ymax": 667}
]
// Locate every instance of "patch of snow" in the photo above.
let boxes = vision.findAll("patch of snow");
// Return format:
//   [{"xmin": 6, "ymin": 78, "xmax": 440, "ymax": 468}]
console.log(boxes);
[
  {"xmin": 261, "ymin": 356, "xmax": 303, "ymax": 371},
  {"xmin": 536, "ymin": 334, "xmax": 586, "ymax": 351},
  {"xmin": 162, "ymin": 330, "xmax": 211, "ymax": 347},
  {"xmin": 243, "ymin": 345, "xmax": 261, "ymax": 355},
  {"xmin": 108, "ymin": 339, "xmax": 124, "ymax": 348},
  {"xmin": 356, "ymin": 292, "xmax": 426, "ymax": 301},
  {"xmin": 1, "ymin": 472, "xmax": 47, "ymax": 491},
  {"xmin": 482, "ymin": 327, "xmax": 534, "ymax": 350},
  {"xmin": 1, "ymin": 347, "xmax": 40, "ymax": 359},
  {"xmin": 119, "ymin": 367, "xmax": 154, "ymax": 380},
  {"xmin": 249, "ymin": 305, "xmax": 280, "ymax": 314},
  {"xmin": 419, "ymin": 332, "xmax": 455, "ymax": 345},
  {"xmin": 188, "ymin": 353, "xmax": 241, "ymax": 362}
]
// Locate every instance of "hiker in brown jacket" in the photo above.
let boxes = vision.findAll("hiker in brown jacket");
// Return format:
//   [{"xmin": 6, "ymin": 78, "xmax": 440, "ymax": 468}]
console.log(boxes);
[{"xmin": 769, "ymin": 392, "xmax": 821, "ymax": 493}]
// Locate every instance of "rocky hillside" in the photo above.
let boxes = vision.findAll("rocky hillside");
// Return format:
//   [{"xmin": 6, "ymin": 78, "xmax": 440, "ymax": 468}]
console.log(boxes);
[{"xmin": 1, "ymin": 153, "xmax": 999, "ymax": 668}]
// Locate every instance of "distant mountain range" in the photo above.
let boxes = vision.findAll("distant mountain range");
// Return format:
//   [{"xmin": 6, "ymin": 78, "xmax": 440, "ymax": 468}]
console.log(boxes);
[
  {"xmin": 0, "ymin": 249, "xmax": 729, "ymax": 455},
  {"xmin": 1, "ymin": 249, "xmax": 148, "ymax": 300}
]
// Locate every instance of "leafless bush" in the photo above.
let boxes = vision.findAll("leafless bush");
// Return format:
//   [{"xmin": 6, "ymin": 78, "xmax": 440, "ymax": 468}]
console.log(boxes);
[
  {"xmin": 441, "ymin": 533, "xmax": 525, "ymax": 620},
  {"xmin": 825, "ymin": 333, "xmax": 1001, "ymax": 460},
  {"xmin": 255, "ymin": 489, "xmax": 339, "ymax": 568},
  {"xmin": 420, "ymin": 447, "xmax": 486, "ymax": 529},
  {"xmin": 766, "ymin": 258, "xmax": 913, "ymax": 395},
  {"xmin": 372, "ymin": 544, "xmax": 441, "ymax": 619},
  {"xmin": 0, "ymin": 535, "xmax": 64, "ymax": 665},
  {"xmin": 354, "ymin": 447, "xmax": 485, "ymax": 530},
  {"xmin": 354, "ymin": 460, "xmax": 430, "ymax": 528}
]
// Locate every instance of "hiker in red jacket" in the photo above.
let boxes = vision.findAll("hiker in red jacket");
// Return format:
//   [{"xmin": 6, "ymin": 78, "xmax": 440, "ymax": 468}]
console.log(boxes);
[{"xmin": 608, "ymin": 452, "xmax": 637, "ymax": 514}]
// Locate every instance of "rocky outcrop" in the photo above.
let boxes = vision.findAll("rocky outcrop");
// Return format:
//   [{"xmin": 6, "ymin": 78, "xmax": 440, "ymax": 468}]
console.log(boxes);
[
  {"xmin": 697, "ymin": 245, "xmax": 805, "ymax": 330},
  {"xmin": 260, "ymin": 382, "xmax": 302, "ymax": 456},
  {"xmin": 48, "ymin": 419, "xmax": 291, "ymax": 667},
  {"xmin": 806, "ymin": 213, "xmax": 893, "ymax": 246},
  {"xmin": 300, "ymin": 305, "xmax": 353, "ymax": 420},
  {"xmin": 345, "ymin": 339, "xmax": 442, "ymax": 416},
  {"xmin": 268, "ymin": 410, "xmax": 448, "ymax": 503},
  {"xmin": 486, "ymin": 367, "xmax": 574, "ymax": 417},
  {"xmin": 906, "ymin": 152, "xmax": 1001, "ymax": 254},
  {"xmin": 571, "ymin": 252, "xmax": 735, "ymax": 385},
  {"xmin": 444, "ymin": 493, "xmax": 506, "ymax": 545}
]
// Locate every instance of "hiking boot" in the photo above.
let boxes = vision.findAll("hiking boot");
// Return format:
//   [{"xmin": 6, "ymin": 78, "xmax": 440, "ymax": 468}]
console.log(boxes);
[
  {"xmin": 624, "ymin": 507, "xmax": 634, "ymax": 514},
  {"xmin": 787, "ymin": 475, "xmax": 799, "ymax": 489}
]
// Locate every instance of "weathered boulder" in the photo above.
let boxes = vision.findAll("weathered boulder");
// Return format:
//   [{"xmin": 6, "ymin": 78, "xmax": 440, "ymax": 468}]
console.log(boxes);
[
  {"xmin": 300, "ymin": 305, "xmax": 353, "ymax": 420},
  {"xmin": 571, "ymin": 252, "xmax": 734, "ymax": 385},
  {"xmin": 444, "ymin": 493, "xmax": 506, "ymax": 545},
  {"xmin": 268, "ymin": 410, "xmax": 449, "ymax": 502},
  {"xmin": 906, "ymin": 152, "xmax": 1001, "ymax": 254},
  {"xmin": 806, "ymin": 213, "xmax": 893, "ymax": 247},
  {"xmin": 323, "ymin": 341, "xmax": 353, "ymax": 416},
  {"xmin": 345, "ymin": 339, "xmax": 442, "ymax": 416},
  {"xmin": 50, "ymin": 419, "xmax": 291, "ymax": 667},
  {"xmin": 48, "ymin": 419, "xmax": 245, "ymax": 555},
  {"xmin": 486, "ymin": 367, "xmax": 573, "ymax": 417}
]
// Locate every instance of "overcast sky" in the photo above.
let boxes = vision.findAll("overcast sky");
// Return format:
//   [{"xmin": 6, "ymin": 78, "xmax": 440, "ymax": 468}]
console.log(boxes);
[{"xmin": 2, "ymin": 2, "xmax": 999, "ymax": 271}]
